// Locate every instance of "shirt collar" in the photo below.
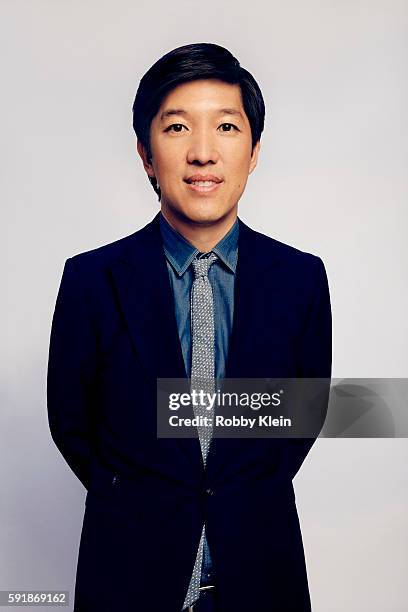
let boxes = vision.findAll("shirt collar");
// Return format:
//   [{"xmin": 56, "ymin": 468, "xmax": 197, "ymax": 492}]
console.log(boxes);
[{"xmin": 159, "ymin": 211, "xmax": 239, "ymax": 277}]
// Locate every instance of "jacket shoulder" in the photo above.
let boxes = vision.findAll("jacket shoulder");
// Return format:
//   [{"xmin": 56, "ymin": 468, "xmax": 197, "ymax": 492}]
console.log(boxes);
[
  {"xmin": 244, "ymin": 222, "xmax": 324, "ymax": 271},
  {"xmin": 65, "ymin": 218, "xmax": 154, "ymax": 272}
]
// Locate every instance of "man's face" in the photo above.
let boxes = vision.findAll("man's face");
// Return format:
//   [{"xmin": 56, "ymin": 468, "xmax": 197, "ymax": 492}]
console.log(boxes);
[{"xmin": 138, "ymin": 79, "xmax": 260, "ymax": 226}]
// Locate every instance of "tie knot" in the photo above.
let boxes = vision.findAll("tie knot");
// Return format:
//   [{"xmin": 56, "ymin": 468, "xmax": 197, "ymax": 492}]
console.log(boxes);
[{"xmin": 192, "ymin": 252, "xmax": 218, "ymax": 279}]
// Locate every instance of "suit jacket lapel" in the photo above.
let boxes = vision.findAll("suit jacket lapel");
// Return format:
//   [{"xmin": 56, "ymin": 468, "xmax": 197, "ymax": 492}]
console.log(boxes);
[
  {"xmin": 109, "ymin": 213, "xmax": 187, "ymax": 379},
  {"xmin": 109, "ymin": 213, "xmax": 204, "ymax": 475},
  {"xmin": 205, "ymin": 217, "xmax": 272, "ymax": 480}
]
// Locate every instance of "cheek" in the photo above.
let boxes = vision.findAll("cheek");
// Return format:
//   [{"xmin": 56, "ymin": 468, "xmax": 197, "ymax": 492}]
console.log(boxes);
[
  {"xmin": 150, "ymin": 138, "xmax": 177, "ymax": 176},
  {"xmin": 227, "ymin": 143, "xmax": 252, "ymax": 171},
  {"xmin": 152, "ymin": 140, "xmax": 184, "ymax": 170},
  {"xmin": 154, "ymin": 155, "xmax": 181, "ymax": 186},
  {"xmin": 229, "ymin": 156, "xmax": 251, "ymax": 186}
]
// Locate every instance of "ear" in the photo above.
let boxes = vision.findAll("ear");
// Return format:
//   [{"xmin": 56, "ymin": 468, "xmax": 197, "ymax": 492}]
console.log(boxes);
[
  {"xmin": 248, "ymin": 140, "xmax": 261, "ymax": 175},
  {"xmin": 136, "ymin": 140, "xmax": 155, "ymax": 178}
]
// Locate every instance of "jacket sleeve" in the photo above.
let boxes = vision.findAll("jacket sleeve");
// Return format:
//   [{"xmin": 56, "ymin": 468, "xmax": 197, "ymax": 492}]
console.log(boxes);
[
  {"xmin": 285, "ymin": 256, "xmax": 332, "ymax": 480},
  {"xmin": 47, "ymin": 257, "xmax": 99, "ymax": 490}
]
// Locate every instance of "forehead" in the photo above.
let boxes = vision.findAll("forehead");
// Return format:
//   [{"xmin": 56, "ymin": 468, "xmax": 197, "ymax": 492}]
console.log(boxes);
[{"xmin": 156, "ymin": 79, "xmax": 246, "ymax": 119}]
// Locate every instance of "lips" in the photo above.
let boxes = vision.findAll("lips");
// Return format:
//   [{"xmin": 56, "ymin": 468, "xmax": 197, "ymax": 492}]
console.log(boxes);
[
  {"xmin": 184, "ymin": 175, "xmax": 223, "ymax": 194},
  {"xmin": 184, "ymin": 174, "xmax": 223, "ymax": 185}
]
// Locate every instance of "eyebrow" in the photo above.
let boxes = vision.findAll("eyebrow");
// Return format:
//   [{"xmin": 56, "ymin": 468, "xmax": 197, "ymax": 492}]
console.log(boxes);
[{"xmin": 160, "ymin": 108, "xmax": 244, "ymax": 121}]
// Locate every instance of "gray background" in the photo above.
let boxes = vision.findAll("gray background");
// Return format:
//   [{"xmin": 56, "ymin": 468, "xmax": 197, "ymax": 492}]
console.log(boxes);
[{"xmin": 2, "ymin": 1, "xmax": 407, "ymax": 610}]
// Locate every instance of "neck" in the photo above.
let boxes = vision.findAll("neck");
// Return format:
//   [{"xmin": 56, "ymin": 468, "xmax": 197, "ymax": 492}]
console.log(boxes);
[{"xmin": 160, "ymin": 205, "xmax": 237, "ymax": 252}]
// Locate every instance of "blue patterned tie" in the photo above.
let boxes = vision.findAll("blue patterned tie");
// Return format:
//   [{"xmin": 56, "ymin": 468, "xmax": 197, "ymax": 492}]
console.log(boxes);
[{"xmin": 182, "ymin": 252, "xmax": 218, "ymax": 610}]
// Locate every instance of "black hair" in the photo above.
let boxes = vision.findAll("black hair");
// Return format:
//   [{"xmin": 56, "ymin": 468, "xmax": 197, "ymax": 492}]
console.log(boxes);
[{"xmin": 132, "ymin": 42, "xmax": 265, "ymax": 200}]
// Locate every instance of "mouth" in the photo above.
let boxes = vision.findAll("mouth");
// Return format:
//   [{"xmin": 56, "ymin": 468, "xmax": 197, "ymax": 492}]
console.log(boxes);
[{"xmin": 184, "ymin": 178, "xmax": 224, "ymax": 194}]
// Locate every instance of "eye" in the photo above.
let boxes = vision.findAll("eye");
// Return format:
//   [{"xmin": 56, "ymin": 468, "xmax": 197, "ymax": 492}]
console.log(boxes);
[
  {"xmin": 164, "ymin": 123, "xmax": 187, "ymax": 133},
  {"xmin": 219, "ymin": 123, "xmax": 239, "ymax": 132}
]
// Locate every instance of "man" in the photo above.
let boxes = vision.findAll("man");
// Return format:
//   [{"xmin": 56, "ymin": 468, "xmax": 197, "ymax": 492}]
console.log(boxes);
[{"xmin": 47, "ymin": 42, "xmax": 332, "ymax": 612}]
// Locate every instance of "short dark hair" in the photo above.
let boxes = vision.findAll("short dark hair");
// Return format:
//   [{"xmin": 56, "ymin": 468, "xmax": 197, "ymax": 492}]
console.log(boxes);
[{"xmin": 132, "ymin": 42, "xmax": 265, "ymax": 200}]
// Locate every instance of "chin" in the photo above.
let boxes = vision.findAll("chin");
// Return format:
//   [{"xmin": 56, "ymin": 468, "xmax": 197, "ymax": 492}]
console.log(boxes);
[
  {"xmin": 163, "ymin": 195, "xmax": 234, "ymax": 226},
  {"xmin": 169, "ymin": 201, "xmax": 220, "ymax": 223},
  {"xmin": 184, "ymin": 208, "xmax": 225, "ymax": 225}
]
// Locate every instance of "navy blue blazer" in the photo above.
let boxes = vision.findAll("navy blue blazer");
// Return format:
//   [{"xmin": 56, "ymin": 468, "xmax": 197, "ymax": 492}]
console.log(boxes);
[{"xmin": 47, "ymin": 212, "xmax": 332, "ymax": 612}]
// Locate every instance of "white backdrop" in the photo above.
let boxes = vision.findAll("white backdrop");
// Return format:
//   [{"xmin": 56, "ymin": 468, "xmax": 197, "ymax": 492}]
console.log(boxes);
[{"xmin": 2, "ymin": 1, "xmax": 407, "ymax": 610}]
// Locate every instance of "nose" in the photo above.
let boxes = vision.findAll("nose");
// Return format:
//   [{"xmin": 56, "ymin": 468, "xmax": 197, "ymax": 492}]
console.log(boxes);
[{"xmin": 186, "ymin": 128, "xmax": 220, "ymax": 165}]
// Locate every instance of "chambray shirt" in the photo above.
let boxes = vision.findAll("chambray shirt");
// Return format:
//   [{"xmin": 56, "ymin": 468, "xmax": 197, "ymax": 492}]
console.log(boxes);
[
  {"xmin": 159, "ymin": 212, "xmax": 239, "ymax": 379},
  {"xmin": 159, "ymin": 211, "xmax": 239, "ymax": 587}
]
